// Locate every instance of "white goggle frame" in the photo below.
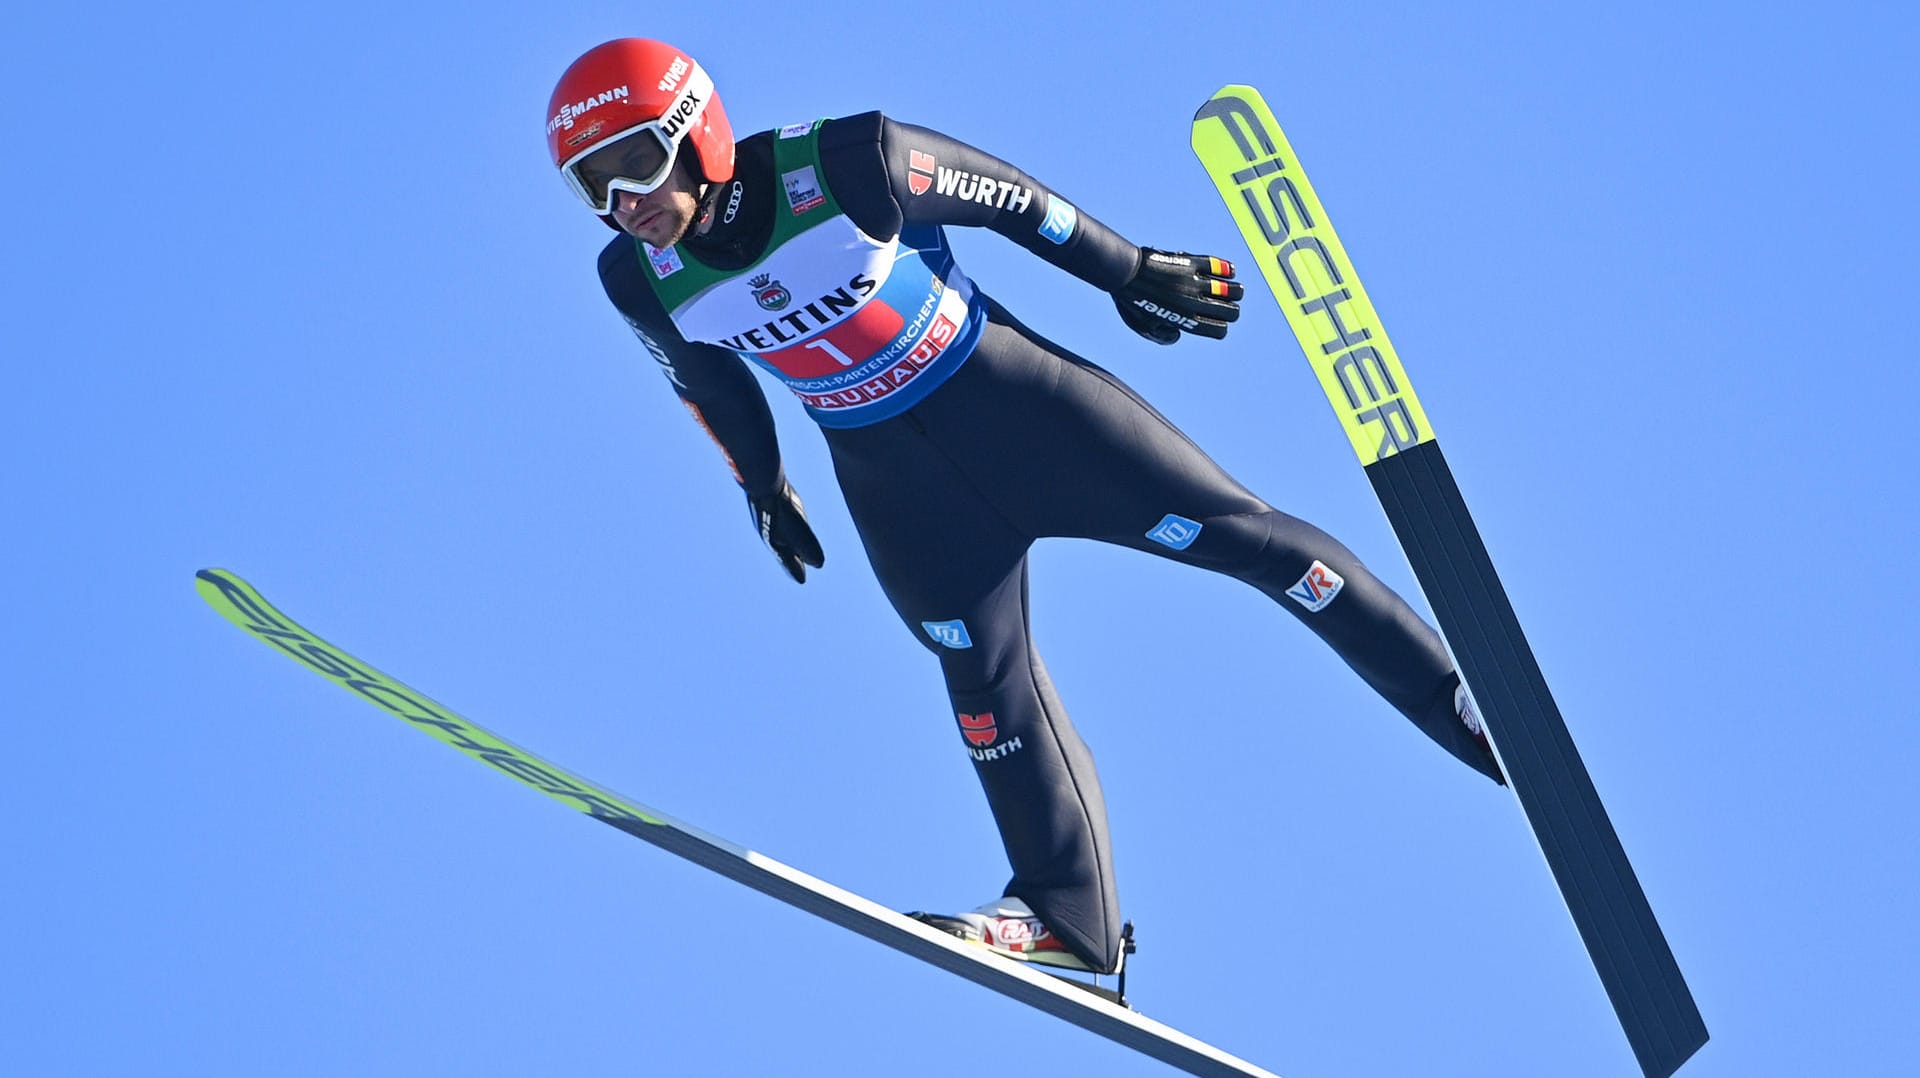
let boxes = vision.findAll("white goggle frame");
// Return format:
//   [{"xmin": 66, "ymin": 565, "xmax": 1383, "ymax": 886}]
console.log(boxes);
[{"xmin": 557, "ymin": 66, "xmax": 714, "ymax": 215}]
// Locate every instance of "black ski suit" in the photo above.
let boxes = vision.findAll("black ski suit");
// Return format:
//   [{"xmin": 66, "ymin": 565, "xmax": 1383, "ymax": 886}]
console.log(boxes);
[{"xmin": 597, "ymin": 112, "xmax": 1501, "ymax": 973}]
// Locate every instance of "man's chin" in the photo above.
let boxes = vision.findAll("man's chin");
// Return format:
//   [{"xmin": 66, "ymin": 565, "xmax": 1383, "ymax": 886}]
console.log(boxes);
[{"xmin": 627, "ymin": 220, "xmax": 685, "ymax": 248}]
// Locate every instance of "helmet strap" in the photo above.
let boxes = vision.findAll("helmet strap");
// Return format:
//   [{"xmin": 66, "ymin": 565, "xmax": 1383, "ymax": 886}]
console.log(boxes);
[{"xmin": 693, "ymin": 178, "xmax": 725, "ymax": 235}]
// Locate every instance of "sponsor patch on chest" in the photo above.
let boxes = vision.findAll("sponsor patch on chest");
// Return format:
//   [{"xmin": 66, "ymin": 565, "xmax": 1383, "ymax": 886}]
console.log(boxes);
[
  {"xmin": 783, "ymin": 166, "xmax": 825, "ymax": 214},
  {"xmin": 645, "ymin": 242, "xmax": 684, "ymax": 279}
]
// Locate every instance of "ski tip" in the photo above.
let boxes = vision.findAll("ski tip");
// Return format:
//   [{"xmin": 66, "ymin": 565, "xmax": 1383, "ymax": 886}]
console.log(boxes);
[
  {"xmin": 1192, "ymin": 84, "xmax": 1264, "ymax": 119},
  {"xmin": 195, "ymin": 567, "xmax": 242, "ymax": 599},
  {"xmin": 195, "ymin": 569, "xmax": 269, "ymax": 622}
]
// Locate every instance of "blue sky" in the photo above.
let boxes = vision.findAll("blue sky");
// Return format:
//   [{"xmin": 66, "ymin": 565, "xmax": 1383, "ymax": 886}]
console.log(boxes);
[{"xmin": 7, "ymin": 3, "xmax": 1916, "ymax": 1076}]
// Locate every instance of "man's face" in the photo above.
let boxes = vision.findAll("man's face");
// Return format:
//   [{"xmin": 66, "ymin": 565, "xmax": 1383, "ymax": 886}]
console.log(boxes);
[{"xmin": 608, "ymin": 156, "xmax": 702, "ymax": 248}]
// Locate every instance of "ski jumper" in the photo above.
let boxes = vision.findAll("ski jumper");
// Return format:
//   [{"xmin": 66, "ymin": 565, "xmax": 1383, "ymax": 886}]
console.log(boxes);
[{"xmin": 597, "ymin": 114, "xmax": 1502, "ymax": 973}]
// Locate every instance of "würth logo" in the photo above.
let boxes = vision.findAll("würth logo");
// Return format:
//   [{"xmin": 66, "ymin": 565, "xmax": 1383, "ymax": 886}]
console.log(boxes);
[
  {"xmin": 957, "ymin": 711, "xmax": 998, "ymax": 747},
  {"xmin": 907, "ymin": 149, "xmax": 936, "ymax": 196},
  {"xmin": 958, "ymin": 710, "xmax": 1022, "ymax": 762}
]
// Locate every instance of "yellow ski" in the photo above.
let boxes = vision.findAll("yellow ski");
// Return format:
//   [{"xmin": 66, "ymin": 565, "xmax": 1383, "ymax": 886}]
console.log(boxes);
[{"xmin": 1192, "ymin": 86, "xmax": 1707, "ymax": 1078}]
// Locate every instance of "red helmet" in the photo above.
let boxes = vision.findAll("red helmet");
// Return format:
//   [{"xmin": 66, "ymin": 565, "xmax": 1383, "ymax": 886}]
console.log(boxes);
[{"xmin": 547, "ymin": 39, "xmax": 735, "ymax": 218}]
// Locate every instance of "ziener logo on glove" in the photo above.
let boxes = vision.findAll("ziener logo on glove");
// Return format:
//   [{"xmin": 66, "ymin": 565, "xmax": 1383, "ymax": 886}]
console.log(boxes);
[{"xmin": 1133, "ymin": 298, "xmax": 1200, "ymax": 330}]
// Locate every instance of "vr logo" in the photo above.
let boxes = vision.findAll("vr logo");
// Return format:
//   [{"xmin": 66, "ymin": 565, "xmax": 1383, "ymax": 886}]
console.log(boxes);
[{"xmin": 1286, "ymin": 560, "xmax": 1345, "ymax": 612}]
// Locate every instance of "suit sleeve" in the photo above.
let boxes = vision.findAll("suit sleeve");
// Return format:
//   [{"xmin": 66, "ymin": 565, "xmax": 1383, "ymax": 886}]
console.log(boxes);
[
  {"xmin": 597, "ymin": 238, "xmax": 786, "ymax": 498},
  {"xmin": 819, "ymin": 112, "xmax": 1144, "ymax": 293}
]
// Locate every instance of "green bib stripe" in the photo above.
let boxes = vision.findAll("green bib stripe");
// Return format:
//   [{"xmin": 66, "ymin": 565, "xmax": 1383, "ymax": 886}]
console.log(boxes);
[{"xmin": 642, "ymin": 121, "xmax": 839, "ymax": 313}]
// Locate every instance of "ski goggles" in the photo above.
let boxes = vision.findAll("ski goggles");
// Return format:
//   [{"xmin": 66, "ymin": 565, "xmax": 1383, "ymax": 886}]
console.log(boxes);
[
  {"xmin": 562, "ymin": 123, "xmax": 679, "ymax": 213},
  {"xmin": 558, "ymin": 69, "xmax": 713, "ymax": 214}
]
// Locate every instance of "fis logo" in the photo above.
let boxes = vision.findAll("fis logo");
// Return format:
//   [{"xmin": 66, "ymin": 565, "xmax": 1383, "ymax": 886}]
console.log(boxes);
[
  {"xmin": 956, "ymin": 711, "xmax": 998, "ymax": 747},
  {"xmin": 922, "ymin": 619, "xmax": 973, "ymax": 649},
  {"xmin": 1146, "ymin": 513, "xmax": 1203, "ymax": 551},
  {"xmin": 907, "ymin": 149, "xmax": 936, "ymax": 196},
  {"xmin": 1039, "ymin": 195, "xmax": 1078, "ymax": 245},
  {"xmin": 778, "ymin": 121, "xmax": 814, "ymax": 139},
  {"xmin": 1286, "ymin": 560, "xmax": 1345, "ymax": 612},
  {"xmin": 783, "ymin": 166, "xmax": 824, "ymax": 214}
]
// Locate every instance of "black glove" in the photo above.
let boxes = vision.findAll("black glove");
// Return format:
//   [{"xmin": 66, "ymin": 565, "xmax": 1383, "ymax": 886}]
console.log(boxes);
[
  {"xmin": 745, "ymin": 477, "xmax": 825, "ymax": 583},
  {"xmin": 1112, "ymin": 248, "xmax": 1244, "ymax": 345}
]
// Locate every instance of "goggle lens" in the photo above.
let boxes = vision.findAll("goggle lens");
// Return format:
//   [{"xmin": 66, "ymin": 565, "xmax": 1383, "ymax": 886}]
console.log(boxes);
[{"xmin": 564, "ymin": 125, "xmax": 676, "ymax": 212}]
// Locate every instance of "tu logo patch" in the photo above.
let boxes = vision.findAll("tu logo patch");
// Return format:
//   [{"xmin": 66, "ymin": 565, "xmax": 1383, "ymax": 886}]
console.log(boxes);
[
  {"xmin": 1146, "ymin": 514, "xmax": 1203, "ymax": 551},
  {"xmin": 922, "ymin": 619, "xmax": 973, "ymax": 649},
  {"xmin": 1039, "ymin": 195, "xmax": 1078, "ymax": 245}
]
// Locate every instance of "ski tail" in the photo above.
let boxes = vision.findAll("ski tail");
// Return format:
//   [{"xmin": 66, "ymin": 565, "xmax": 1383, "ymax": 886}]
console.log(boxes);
[{"xmin": 1190, "ymin": 87, "xmax": 1707, "ymax": 1078}]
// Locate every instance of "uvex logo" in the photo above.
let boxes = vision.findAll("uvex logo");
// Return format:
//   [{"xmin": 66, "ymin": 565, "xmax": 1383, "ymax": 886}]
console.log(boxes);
[
  {"xmin": 661, "ymin": 90, "xmax": 702, "ymax": 139},
  {"xmin": 657, "ymin": 56, "xmax": 690, "ymax": 93}
]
